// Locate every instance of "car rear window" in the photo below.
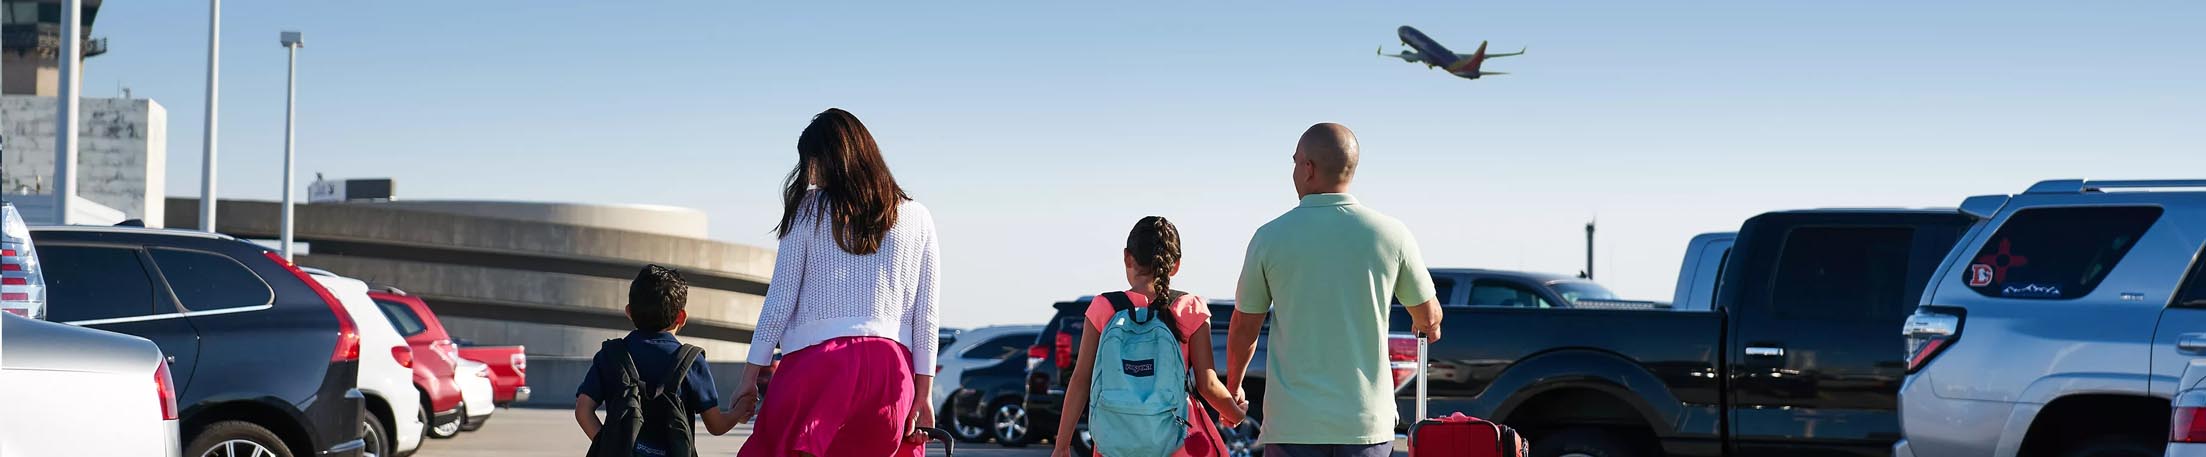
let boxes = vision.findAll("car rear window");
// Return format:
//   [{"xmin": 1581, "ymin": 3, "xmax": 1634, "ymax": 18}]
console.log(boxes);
[
  {"xmin": 2175, "ymin": 246, "xmax": 2206, "ymax": 308},
  {"xmin": 148, "ymin": 248, "xmax": 273, "ymax": 311},
  {"xmin": 374, "ymin": 298, "xmax": 429, "ymax": 337},
  {"xmin": 1770, "ymin": 226, "xmax": 1915, "ymax": 321},
  {"xmin": 961, "ymin": 333, "xmax": 1034, "ymax": 361},
  {"xmin": 1964, "ymin": 206, "xmax": 2162, "ymax": 300},
  {"xmin": 40, "ymin": 245, "xmax": 160, "ymax": 322}
]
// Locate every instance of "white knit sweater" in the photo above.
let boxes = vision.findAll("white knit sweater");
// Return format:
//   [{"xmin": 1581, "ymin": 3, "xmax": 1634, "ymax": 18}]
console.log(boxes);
[{"xmin": 746, "ymin": 191, "xmax": 941, "ymax": 374}]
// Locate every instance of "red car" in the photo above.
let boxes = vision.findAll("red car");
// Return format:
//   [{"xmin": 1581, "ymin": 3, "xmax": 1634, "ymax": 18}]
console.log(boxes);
[
  {"xmin": 456, "ymin": 343, "xmax": 528, "ymax": 405},
  {"xmin": 369, "ymin": 289, "xmax": 470, "ymax": 439}
]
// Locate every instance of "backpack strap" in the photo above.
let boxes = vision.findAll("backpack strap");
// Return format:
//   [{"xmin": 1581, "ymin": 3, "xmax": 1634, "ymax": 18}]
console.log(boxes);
[
  {"xmin": 653, "ymin": 344, "xmax": 706, "ymax": 399},
  {"xmin": 600, "ymin": 339, "xmax": 642, "ymax": 393},
  {"xmin": 1101, "ymin": 291, "xmax": 1152, "ymax": 324}
]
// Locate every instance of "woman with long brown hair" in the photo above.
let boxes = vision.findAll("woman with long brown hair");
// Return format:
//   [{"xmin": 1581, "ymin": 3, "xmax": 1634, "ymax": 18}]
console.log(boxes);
[{"xmin": 734, "ymin": 108, "xmax": 941, "ymax": 457}]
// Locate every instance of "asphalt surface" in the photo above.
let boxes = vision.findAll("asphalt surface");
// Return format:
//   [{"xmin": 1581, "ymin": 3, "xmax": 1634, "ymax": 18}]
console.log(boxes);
[
  {"xmin": 412, "ymin": 407, "xmax": 1410, "ymax": 456},
  {"xmin": 410, "ymin": 407, "xmax": 1046, "ymax": 456}
]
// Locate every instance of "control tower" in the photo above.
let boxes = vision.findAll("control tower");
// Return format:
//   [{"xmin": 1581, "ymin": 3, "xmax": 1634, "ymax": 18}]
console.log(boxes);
[{"xmin": 2, "ymin": 0, "xmax": 106, "ymax": 95}]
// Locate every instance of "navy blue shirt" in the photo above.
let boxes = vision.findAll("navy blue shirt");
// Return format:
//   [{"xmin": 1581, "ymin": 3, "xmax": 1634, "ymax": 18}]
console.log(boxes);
[{"xmin": 578, "ymin": 331, "xmax": 721, "ymax": 415}]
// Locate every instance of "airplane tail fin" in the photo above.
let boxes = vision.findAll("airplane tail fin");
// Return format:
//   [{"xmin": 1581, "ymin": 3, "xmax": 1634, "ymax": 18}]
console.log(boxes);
[{"xmin": 1474, "ymin": 40, "xmax": 1489, "ymax": 58}]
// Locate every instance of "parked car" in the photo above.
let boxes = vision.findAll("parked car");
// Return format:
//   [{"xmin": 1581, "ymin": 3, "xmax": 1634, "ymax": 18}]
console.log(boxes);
[
  {"xmin": 455, "ymin": 359, "xmax": 497, "ymax": 432},
  {"xmin": 30, "ymin": 224, "xmax": 367, "ymax": 457},
  {"xmin": 456, "ymin": 341, "xmax": 528, "ymax": 406},
  {"xmin": 1392, "ymin": 208, "xmax": 1974, "ymax": 457},
  {"xmin": 308, "ymin": 270, "xmax": 426, "ymax": 457},
  {"xmin": 368, "ymin": 289, "xmax": 467, "ymax": 441},
  {"xmin": 0, "ymin": 203, "xmax": 180, "ymax": 456},
  {"xmin": 1024, "ymin": 296, "xmax": 1282, "ymax": 456},
  {"xmin": 2170, "ymin": 359, "xmax": 2206, "ymax": 456},
  {"xmin": 936, "ymin": 325, "xmax": 1042, "ymax": 442},
  {"xmin": 1899, "ymin": 179, "xmax": 2206, "ymax": 457}
]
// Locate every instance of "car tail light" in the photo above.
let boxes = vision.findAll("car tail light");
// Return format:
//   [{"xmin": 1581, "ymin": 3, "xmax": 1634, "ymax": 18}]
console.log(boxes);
[
  {"xmin": 475, "ymin": 366, "xmax": 492, "ymax": 378},
  {"xmin": 1903, "ymin": 309, "xmax": 1963, "ymax": 373},
  {"xmin": 432, "ymin": 339, "xmax": 460, "ymax": 366},
  {"xmin": 1, "ymin": 204, "xmax": 46, "ymax": 319},
  {"xmin": 2178, "ymin": 406, "xmax": 2206, "ymax": 443},
  {"xmin": 1026, "ymin": 343, "xmax": 1048, "ymax": 370},
  {"xmin": 1055, "ymin": 332, "xmax": 1075, "ymax": 370},
  {"xmin": 265, "ymin": 252, "xmax": 359, "ymax": 362},
  {"xmin": 392, "ymin": 346, "xmax": 415, "ymax": 369},
  {"xmin": 511, "ymin": 351, "xmax": 526, "ymax": 374},
  {"xmin": 1388, "ymin": 333, "xmax": 1420, "ymax": 390},
  {"xmin": 155, "ymin": 359, "xmax": 178, "ymax": 421}
]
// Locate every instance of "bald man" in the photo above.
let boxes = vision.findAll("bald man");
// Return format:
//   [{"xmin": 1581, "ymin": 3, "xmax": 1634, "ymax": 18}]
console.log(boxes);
[{"xmin": 1225, "ymin": 123, "xmax": 1443, "ymax": 456}]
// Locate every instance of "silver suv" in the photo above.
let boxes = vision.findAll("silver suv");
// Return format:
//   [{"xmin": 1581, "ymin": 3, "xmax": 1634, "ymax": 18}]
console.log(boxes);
[{"xmin": 1898, "ymin": 179, "xmax": 2206, "ymax": 457}]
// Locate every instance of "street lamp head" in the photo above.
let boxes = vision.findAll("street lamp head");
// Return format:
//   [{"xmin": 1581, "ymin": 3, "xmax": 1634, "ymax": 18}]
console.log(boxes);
[{"xmin": 279, "ymin": 31, "xmax": 304, "ymax": 48}]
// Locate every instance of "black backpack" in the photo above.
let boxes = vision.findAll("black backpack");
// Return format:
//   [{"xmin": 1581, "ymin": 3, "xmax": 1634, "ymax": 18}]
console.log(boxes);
[{"xmin": 586, "ymin": 339, "xmax": 704, "ymax": 457}]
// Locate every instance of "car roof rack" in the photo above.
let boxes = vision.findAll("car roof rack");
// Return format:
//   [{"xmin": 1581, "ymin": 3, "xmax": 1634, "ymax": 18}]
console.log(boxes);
[{"xmin": 2026, "ymin": 179, "xmax": 2206, "ymax": 194}]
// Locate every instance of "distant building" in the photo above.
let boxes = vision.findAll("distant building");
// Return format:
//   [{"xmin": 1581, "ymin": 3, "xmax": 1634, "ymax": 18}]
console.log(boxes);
[
  {"xmin": 2, "ymin": 0, "xmax": 107, "ymax": 96},
  {"xmin": 1, "ymin": 0, "xmax": 164, "ymax": 227}
]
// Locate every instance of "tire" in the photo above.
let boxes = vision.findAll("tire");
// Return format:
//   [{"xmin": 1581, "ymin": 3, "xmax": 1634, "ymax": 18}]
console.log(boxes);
[
  {"xmin": 1531, "ymin": 427, "xmax": 1645, "ymax": 457},
  {"xmin": 941, "ymin": 402, "xmax": 990, "ymax": 443},
  {"xmin": 990, "ymin": 398, "xmax": 1035, "ymax": 447},
  {"xmin": 1070, "ymin": 421, "xmax": 1093, "ymax": 456},
  {"xmin": 186, "ymin": 421, "xmax": 295, "ymax": 457},
  {"xmin": 427, "ymin": 402, "xmax": 463, "ymax": 439},
  {"xmin": 2059, "ymin": 435, "xmax": 2161, "ymax": 457},
  {"xmin": 362, "ymin": 413, "xmax": 390, "ymax": 457}
]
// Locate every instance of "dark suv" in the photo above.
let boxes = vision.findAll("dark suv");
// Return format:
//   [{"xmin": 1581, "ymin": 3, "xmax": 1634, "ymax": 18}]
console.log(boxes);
[
  {"xmin": 1024, "ymin": 295, "xmax": 1265, "ymax": 456},
  {"xmin": 32, "ymin": 226, "xmax": 365, "ymax": 457}
]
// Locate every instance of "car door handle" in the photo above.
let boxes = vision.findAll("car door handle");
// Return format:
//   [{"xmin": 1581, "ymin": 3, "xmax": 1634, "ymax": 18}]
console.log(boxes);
[
  {"xmin": 1745, "ymin": 346, "xmax": 1786, "ymax": 357},
  {"xmin": 2179, "ymin": 334, "xmax": 2206, "ymax": 354}
]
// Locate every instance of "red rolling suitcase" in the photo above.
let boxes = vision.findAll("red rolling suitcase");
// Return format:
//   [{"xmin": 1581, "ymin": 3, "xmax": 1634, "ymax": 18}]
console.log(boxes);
[{"xmin": 1407, "ymin": 333, "xmax": 1528, "ymax": 457}]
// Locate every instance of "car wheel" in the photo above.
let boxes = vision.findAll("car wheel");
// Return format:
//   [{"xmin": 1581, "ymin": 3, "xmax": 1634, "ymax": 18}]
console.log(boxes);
[
  {"xmin": 1531, "ymin": 427, "xmax": 1644, "ymax": 457},
  {"xmin": 428, "ymin": 402, "xmax": 464, "ymax": 439},
  {"xmin": 941, "ymin": 402, "xmax": 990, "ymax": 443},
  {"xmin": 361, "ymin": 413, "xmax": 390, "ymax": 457},
  {"xmin": 1071, "ymin": 421, "xmax": 1094, "ymax": 455},
  {"xmin": 1217, "ymin": 416, "xmax": 1261, "ymax": 457},
  {"xmin": 2059, "ymin": 435, "xmax": 2161, "ymax": 457},
  {"xmin": 186, "ymin": 421, "xmax": 295, "ymax": 457},
  {"xmin": 990, "ymin": 399, "xmax": 1034, "ymax": 447}
]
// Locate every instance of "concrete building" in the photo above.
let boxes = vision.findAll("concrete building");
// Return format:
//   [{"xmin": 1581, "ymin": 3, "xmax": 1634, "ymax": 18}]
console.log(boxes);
[
  {"xmin": 2, "ymin": 0, "xmax": 107, "ymax": 96},
  {"xmin": 2, "ymin": 0, "xmax": 165, "ymax": 226},
  {"xmin": 168, "ymin": 197, "xmax": 772, "ymax": 407}
]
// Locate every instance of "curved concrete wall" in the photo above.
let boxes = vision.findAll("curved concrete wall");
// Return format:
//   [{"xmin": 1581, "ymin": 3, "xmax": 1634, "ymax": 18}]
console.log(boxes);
[
  {"xmin": 341, "ymin": 200, "xmax": 708, "ymax": 239},
  {"xmin": 167, "ymin": 198, "xmax": 771, "ymax": 407}
]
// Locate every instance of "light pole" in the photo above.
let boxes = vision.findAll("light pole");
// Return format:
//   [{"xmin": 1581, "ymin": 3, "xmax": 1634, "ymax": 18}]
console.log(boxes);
[
  {"xmin": 279, "ymin": 31, "xmax": 303, "ymax": 260},
  {"xmin": 52, "ymin": 0, "xmax": 83, "ymax": 224},
  {"xmin": 199, "ymin": 0, "xmax": 221, "ymax": 232}
]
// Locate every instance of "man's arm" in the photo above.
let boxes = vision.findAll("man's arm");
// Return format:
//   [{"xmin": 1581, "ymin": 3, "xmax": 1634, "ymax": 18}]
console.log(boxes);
[
  {"xmin": 1225, "ymin": 311, "xmax": 1265, "ymax": 392},
  {"xmin": 574, "ymin": 394, "xmax": 601, "ymax": 440},
  {"xmin": 1405, "ymin": 299, "xmax": 1443, "ymax": 342}
]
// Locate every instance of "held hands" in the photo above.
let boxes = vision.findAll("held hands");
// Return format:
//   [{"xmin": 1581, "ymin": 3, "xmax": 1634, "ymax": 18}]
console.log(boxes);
[
  {"xmin": 1219, "ymin": 387, "xmax": 1251, "ymax": 428},
  {"xmin": 729, "ymin": 372, "xmax": 762, "ymax": 424}
]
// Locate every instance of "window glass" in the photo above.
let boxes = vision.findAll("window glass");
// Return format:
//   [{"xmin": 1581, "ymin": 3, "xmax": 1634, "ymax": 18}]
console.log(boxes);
[
  {"xmin": 1551, "ymin": 281, "xmax": 1620, "ymax": 304},
  {"xmin": 148, "ymin": 248, "xmax": 273, "ymax": 311},
  {"xmin": 1432, "ymin": 277, "xmax": 1457, "ymax": 306},
  {"xmin": 2174, "ymin": 247, "xmax": 2206, "ymax": 307},
  {"xmin": 1770, "ymin": 227, "xmax": 1915, "ymax": 321},
  {"xmin": 374, "ymin": 299, "xmax": 429, "ymax": 337},
  {"xmin": 1466, "ymin": 280, "xmax": 1554, "ymax": 308},
  {"xmin": 1964, "ymin": 207, "xmax": 2162, "ymax": 300},
  {"xmin": 40, "ymin": 245, "xmax": 158, "ymax": 322},
  {"xmin": 961, "ymin": 334, "xmax": 1036, "ymax": 361}
]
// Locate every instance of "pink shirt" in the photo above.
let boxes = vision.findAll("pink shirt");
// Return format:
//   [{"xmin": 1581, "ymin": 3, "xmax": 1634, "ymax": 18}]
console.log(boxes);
[{"xmin": 1084, "ymin": 291, "xmax": 1210, "ymax": 360}]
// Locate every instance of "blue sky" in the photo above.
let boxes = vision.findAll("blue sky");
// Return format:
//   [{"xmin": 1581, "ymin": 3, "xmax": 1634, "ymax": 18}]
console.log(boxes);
[{"xmin": 85, "ymin": 1, "xmax": 2205, "ymax": 328}]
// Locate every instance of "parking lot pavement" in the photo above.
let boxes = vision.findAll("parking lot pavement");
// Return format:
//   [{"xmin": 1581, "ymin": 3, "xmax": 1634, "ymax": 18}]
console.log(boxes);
[
  {"xmin": 411, "ymin": 407, "xmax": 1048, "ymax": 456},
  {"xmin": 416, "ymin": 407, "xmax": 1412, "ymax": 456}
]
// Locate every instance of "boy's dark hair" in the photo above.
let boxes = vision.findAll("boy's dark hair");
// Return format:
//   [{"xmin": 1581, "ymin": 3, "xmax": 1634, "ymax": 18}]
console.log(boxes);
[{"xmin": 628, "ymin": 265, "xmax": 688, "ymax": 331}]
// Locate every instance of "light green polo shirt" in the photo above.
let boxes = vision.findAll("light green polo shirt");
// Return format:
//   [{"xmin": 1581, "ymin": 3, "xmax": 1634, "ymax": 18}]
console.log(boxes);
[{"xmin": 1236, "ymin": 193, "xmax": 1437, "ymax": 445}]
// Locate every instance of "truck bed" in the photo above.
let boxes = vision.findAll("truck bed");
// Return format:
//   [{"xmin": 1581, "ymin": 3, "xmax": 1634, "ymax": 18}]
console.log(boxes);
[{"xmin": 1388, "ymin": 306, "xmax": 1723, "ymax": 436}]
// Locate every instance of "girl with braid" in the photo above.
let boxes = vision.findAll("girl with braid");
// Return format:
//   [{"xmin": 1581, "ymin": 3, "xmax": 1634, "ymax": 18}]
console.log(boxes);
[{"xmin": 1052, "ymin": 216, "xmax": 1250, "ymax": 457}]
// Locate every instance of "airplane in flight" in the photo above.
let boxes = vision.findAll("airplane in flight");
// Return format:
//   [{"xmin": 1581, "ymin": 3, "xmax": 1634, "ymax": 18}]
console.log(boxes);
[{"xmin": 1379, "ymin": 26, "xmax": 1524, "ymax": 80}]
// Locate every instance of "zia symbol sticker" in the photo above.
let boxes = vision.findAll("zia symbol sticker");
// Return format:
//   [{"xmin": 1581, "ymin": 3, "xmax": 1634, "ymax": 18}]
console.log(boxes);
[{"xmin": 1971, "ymin": 238, "xmax": 2029, "ymax": 286}]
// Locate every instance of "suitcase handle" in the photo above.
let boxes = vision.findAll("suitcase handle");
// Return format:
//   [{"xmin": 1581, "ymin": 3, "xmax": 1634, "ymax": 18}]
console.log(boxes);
[
  {"xmin": 1416, "ymin": 332, "xmax": 1429, "ymax": 422},
  {"xmin": 919, "ymin": 427, "xmax": 955, "ymax": 456}
]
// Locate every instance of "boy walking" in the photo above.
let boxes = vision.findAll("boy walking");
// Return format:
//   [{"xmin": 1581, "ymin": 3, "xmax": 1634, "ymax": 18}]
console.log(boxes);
[{"xmin": 576, "ymin": 265, "xmax": 742, "ymax": 456}]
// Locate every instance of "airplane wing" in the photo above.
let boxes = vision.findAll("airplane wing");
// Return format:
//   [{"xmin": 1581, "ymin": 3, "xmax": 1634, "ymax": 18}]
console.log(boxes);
[
  {"xmin": 1463, "ymin": 46, "xmax": 1526, "ymax": 59},
  {"xmin": 1379, "ymin": 47, "xmax": 1424, "ymax": 63}
]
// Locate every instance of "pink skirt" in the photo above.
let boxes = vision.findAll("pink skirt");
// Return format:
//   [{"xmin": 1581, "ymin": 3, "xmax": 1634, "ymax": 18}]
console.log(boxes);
[{"xmin": 739, "ymin": 336, "xmax": 924, "ymax": 457}]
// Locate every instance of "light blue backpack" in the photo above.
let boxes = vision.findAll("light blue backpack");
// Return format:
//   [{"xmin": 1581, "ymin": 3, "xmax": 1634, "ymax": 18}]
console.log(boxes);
[{"xmin": 1088, "ymin": 292, "xmax": 1191, "ymax": 456}]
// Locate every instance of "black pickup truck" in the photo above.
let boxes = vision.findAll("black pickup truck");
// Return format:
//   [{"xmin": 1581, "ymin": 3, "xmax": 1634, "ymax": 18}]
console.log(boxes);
[{"xmin": 1390, "ymin": 209, "xmax": 1975, "ymax": 457}]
